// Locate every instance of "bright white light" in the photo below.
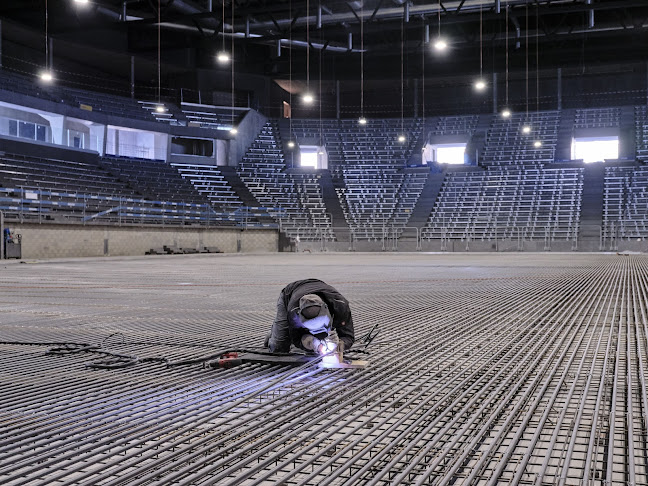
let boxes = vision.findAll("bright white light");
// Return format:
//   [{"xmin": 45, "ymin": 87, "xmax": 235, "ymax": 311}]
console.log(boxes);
[
  {"xmin": 358, "ymin": 116, "xmax": 367, "ymax": 125},
  {"xmin": 572, "ymin": 137, "xmax": 619, "ymax": 163},
  {"xmin": 74, "ymin": 0, "xmax": 90, "ymax": 4},
  {"xmin": 318, "ymin": 150, "xmax": 324, "ymax": 155},
  {"xmin": 521, "ymin": 125, "xmax": 531, "ymax": 134},
  {"xmin": 39, "ymin": 71, "xmax": 53, "ymax": 83},
  {"xmin": 155, "ymin": 105, "xmax": 166, "ymax": 113},
  {"xmin": 302, "ymin": 93, "xmax": 314, "ymax": 104},
  {"xmin": 474, "ymin": 80, "xmax": 486, "ymax": 91},
  {"xmin": 229, "ymin": 127, "xmax": 238, "ymax": 135},
  {"xmin": 436, "ymin": 144, "xmax": 467, "ymax": 165},
  {"xmin": 501, "ymin": 109, "xmax": 511, "ymax": 118},
  {"xmin": 434, "ymin": 38, "xmax": 448, "ymax": 51},
  {"xmin": 398, "ymin": 135, "xmax": 406, "ymax": 143},
  {"xmin": 533, "ymin": 140, "xmax": 542, "ymax": 148},
  {"xmin": 301, "ymin": 151, "xmax": 318, "ymax": 168},
  {"xmin": 217, "ymin": 52, "xmax": 230, "ymax": 64},
  {"xmin": 287, "ymin": 141, "xmax": 295, "ymax": 148}
]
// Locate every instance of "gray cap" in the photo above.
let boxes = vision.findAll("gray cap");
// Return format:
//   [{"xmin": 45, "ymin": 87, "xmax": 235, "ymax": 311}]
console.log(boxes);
[{"xmin": 298, "ymin": 294, "xmax": 332, "ymax": 335}]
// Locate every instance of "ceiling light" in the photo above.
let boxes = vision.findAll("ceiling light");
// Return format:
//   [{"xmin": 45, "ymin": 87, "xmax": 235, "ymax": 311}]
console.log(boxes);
[
  {"xmin": 358, "ymin": 116, "xmax": 367, "ymax": 125},
  {"xmin": 229, "ymin": 127, "xmax": 238, "ymax": 135},
  {"xmin": 501, "ymin": 109, "xmax": 511, "ymax": 119},
  {"xmin": 318, "ymin": 150, "xmax": 324, "ymax": 155},
  {"xmin": 533, "ymin": 140, "xmax": 542, "ymax": 148},
  {"xmin": 74, "ymin": 0, "xmax": 89, "ymax": 4},
  {"xmin": 398, "ymin": 135, "xmax": 406, "ymax": 143},
  {"xmin": 302, "ymin": 93, "xmax": 314, "ymax": 104},
  {"xmin": 474, "ymin": 80, "xmax": 486, "ymax": 91},
  {"xmin": 39, "ymin": 71, "xmax": 53, "ymax": 83},
  {"xmin": 217, "ymin": 52, "xmax": 230, "ymax": 64},
  {"xmin": 287, "ymin": 141, "xmax": 295, "ymax": 148},
  {"xmin": 433, "ymin": 38, "xmax": 448, "ymax": 51},
  {"xmin": 521, "ymin": 125, "xmax": 531, "ymax": 134},
  {"xmin": 155, "ymin": 104, "xmax": 166, "ymax": 113}
]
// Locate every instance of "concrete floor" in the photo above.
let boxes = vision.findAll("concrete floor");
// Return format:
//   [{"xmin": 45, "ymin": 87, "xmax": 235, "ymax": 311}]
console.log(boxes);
[{"xmin": 0, "ymin": 252, "xmax": 647, "ymax": 485}]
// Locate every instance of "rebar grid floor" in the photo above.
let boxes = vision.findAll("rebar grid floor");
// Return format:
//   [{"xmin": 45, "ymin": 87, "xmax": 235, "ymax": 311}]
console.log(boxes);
[{"xmin": 1, "ymin": 252, "xmax": 648, "ymax": 485}]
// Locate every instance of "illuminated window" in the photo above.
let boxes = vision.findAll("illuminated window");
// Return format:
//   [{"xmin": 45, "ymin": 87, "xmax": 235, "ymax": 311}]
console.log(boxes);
[
  {"xmin": 424, "ymin": 143, "xmax": 466, "ymax": 165},
  {"xmin": 572, "ymin": 137, "xmax": 618, "ymax": 163},
  {"xmin": 300, "ymin": 145, "xmax": 326, "ymax": 169}
]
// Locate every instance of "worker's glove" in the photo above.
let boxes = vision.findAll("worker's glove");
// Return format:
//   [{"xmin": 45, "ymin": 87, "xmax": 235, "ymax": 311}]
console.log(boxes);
[{"xmin": 301, "ymin": 334, "xmax": 320, "ymax": 353}]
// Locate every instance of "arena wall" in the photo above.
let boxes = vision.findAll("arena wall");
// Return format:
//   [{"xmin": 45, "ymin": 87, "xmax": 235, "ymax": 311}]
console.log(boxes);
[{"xmin": 7, "ymin": 224, "xmax": 278, "ymax": 259}]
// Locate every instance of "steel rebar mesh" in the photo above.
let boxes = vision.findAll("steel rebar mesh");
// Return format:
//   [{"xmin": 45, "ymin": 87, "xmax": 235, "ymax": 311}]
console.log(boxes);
[{"xmin": 1, "ymin": 253, "xmax": 647, "ymax": 485}]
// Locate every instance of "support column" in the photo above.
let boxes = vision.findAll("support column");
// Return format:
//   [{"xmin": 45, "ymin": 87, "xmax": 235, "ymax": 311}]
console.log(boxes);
[
  {"xmin": 130, "ymin": 56, "xmax": 135, "ymax": 99},
  {"xmin": 336, "ymin": 80, "xmax": 340, "ymax": 120},
  {"xmin": 557, "ymin": 68, "xmax": 562, "ymax": 110},
  {"xmin": 0, "ymin": 211, "xmax": 4, "ymax": 261},
  {"xmin": 492, "ymin": 72, "xmax": 498, "ymax": 113},
  {"xmin": 0, "ymin": 20, "xmax": 3, "ymax": 68},
  {"xmin": 413, "ymin": 78, "xmax": 419, "ymax": 118}
]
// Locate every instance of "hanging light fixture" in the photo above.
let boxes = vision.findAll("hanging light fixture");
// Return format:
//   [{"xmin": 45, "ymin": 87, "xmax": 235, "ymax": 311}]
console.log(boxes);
[
  {"xmin": 217, "ymin": 1, "xmax": 230, "ymax": 64},
  {"xmin": 533, "ymin": 2, "xmax": 542, "ymax": 148},
  {"xmin": 398, "ymin": 6, "xmax": 406, "ymax": 143},
  {"xmin": 302, "ymin": 0, "xmax": 314, "ymax": 105},
  {"xmin": 521, "ymin": 3, "xmax": 531, "ymax": 135},
  {"xmin": 501, "ymin": 2, "xmax": 512, "ymax": 118},
  {"xmin": 40, "ymin": 0, "xmax": 53, "ymax": 82},
  {"xmin": 358, "ymin": 0, "xmax": 366, "ymax": 126},
  {"xmin": 229, "ymin": 0, "xmax": 238, "ymax": 135},
  {"xmin": 433, "ymin": 1, "xmax": 447, "ymax": 52},
  {"xmin": 474, "ymin": 3, "xmax": 486, "ymax": 92},
  {"xmin": 155, "ymin": 0, "xmax": 165, "ymax": 113},
  {"xmin": 421, "ymin": 18, "xmax": 426, "ymax": 125}
]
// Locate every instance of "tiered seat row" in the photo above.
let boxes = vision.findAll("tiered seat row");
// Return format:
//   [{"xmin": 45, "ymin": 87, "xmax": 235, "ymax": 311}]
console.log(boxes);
[
  {"xmin": 635, "ymin": 106, "xmax": 648, "ymax": 162},
  {"xmin": 100, "ymin": 157, "xmax": 208, "ymax": 205},
  {"xmin": 237, "ymin": 122, "xmax": 325, "ymax": 239},
  {"xmin": 434, "ymin": 115, "xmax": 479, "ymax": 136},
  {"xmin": 171, "ymin": 163, "xmax": 242, "ymax": 210},
  {"xmin": 604, "ymin": 166, "xmax": 648, "ymax": 238},
  {"xmin": 481, "ymin": 111, "xmax": 559, "ymax": 166},
  {"xmin": 291, "ymin": 172, "xmax": 333, "ymax": 238},
  {"xmin": 422, "ymin": 165, "xmax": 584, "ymax": 241},
  {"xmin": 574, "ymin": 107, "xmax": 621, "ymax": 129}
]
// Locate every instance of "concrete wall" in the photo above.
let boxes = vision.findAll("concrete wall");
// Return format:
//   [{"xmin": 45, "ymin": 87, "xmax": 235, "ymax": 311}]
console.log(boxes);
[{"xmin": 8, "ymin": 224, "xmax": 278, "ymax": 259}]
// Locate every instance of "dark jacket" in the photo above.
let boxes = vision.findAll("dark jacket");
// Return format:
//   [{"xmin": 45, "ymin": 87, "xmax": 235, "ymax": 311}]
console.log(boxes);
[{"xmin": 281, "ymin": 279, "xmax": 355, "ymax": 351}]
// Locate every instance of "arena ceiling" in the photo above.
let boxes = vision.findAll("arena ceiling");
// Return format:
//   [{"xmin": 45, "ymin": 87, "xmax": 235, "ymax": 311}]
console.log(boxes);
[{"xmin": 0, "ymin": 1, "xmax": 647, "ymax": 85}]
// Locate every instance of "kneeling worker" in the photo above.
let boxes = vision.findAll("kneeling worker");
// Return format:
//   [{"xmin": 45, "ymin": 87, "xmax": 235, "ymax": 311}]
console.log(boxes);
[{"xmin": 267, "ymin": 279, "xmax": 354, "ymax": 355}]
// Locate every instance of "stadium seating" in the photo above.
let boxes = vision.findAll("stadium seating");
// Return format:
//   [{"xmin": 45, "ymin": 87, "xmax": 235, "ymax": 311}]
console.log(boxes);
[
  {"xmin": 480, "ymin": 111, "xmax": 559, "ymax": 166},
  {"xmin": 635, "ymin": 106, "xmax": 648, "ymax": 162},
  {"xmin": 236, "ymin": 121, "xmax": 325, "ymax": 239},
  {"xmin": 171, "ymin": 163, "xmax": 243, "ymax": 210},
  {"xmin": 422, "ymin": 165, "xmax": 584, "ymax": 241},
  {"xmin": 603, "ymin": 165, "xmax": 648, "ymax": 238},
  {"xmin": 574, "ymin": 107, "xmax": 621, "ymax": 129}
]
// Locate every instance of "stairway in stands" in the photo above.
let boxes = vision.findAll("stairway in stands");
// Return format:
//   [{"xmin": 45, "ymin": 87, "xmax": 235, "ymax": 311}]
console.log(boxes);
[
  {"xmin": 218, "ymin": 166, "xmax": 275, "ymax": 225},
  {"xmin": 579, "ymin": 163, "xmax": 606, "ymax": 239},
  {"xmin": 406, "ymin": 169, "xmax": 446, "ymax": 229},
  {"xmin": 319, "ymin": 169, "xmax": 350, "ymax": 240}
]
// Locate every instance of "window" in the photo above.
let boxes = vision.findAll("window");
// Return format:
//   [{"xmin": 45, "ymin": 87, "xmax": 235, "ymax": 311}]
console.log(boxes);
[
  {"xmin": 572, "ymin": 137, "xmax": 618, "ymax": 163},
  {"xmin": 36, "ymin": 125, "xmax": 47, "ymax": 142},
  {"xmin": 19, "ymin": 121, "xmax": 35, "ymax": 140},
  {"xmin": 8, "ymin": 119, "xmax": 17, "ymax": 137},
  {"xmin": 299, "ymin": 145, "xmax": 323, "ymax": 169},
  {"xmin": 425, "ymin": 143, "xmax": 467, "ymax": 165}
]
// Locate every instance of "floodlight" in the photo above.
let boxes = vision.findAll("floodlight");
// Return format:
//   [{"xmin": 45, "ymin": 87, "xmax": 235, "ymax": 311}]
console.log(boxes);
[
  {"xmin": 398, "ymin": 135, "xmax": 406, "ymax": 143},
  {"xmin": 302, "ymin": 93, "xmax": 314, "ymax": 104},
  {"xmin": 230, "ymin": 127, "xmax": 238, "ymax": 135},
  {"xmin": 155, "ymin": 104, "xmax": 166, "ymax": 113},
  {"xmin": 434, "ymin": 38, "xmax": 448, "ymax": 51},
  {"xmin": 474, "ymin": 80, "xmax": 486, "ymax": 91},
  {"xmin": 287, "ymin": 141, "xmax": 295, "ymax": 148},
  {"xmin": 358, "ymin": 116, "xmax": 367, "ymax": 125},
  {"xmin": 74, "ymin": 0, "xmax": 90, "ymax": 4},
  {"xmin": 217, "ymin": 52, "xmax": 230, "ymax": 64},
  {"xmin": 533, "ymin": 140, "xmax": 542, "ymax": 148},
  {"xmin": 501, "ymin": 109, "xmax": 511, "ymax": 119},
  {"xmin": 521, "ymin": 125, "xmax": 531, "ymax": 134},
  {"xmin": 39, "ymin": 71, "xmax": 53, "ymax": 83}
]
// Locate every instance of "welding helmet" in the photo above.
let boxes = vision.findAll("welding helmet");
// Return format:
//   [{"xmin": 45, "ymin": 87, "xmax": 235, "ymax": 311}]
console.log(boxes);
[{"xmin": 298, "ymin": 294, "xmax": 332, "ymax": 336}]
